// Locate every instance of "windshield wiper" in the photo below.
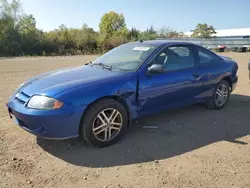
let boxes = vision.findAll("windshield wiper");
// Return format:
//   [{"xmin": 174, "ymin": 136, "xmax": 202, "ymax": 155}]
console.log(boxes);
[{"xmin": 92, "ymin": 62, "xmax": 112, "ymax": 71}]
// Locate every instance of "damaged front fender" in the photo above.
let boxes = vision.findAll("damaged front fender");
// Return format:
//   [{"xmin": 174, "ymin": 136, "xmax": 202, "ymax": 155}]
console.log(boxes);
[{"xmin": 55, "ymin": 72, "xmax": 139, "ymax": 119}]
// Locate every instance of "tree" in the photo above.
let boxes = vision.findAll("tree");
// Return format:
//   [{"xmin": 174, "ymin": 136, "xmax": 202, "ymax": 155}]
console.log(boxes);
[
  {"xmin": 0, "ymin": 0, "xmax": 22, "ymax": 56},
  {"xmin": 98, "ymin": 12, "xmax": 128, "ymax": 52},
  {"xmin": 158, "ymin": 26, "xmax": 186, "ymax": 38},
  {"xmin": 0, "ymin": 0, "xmax": 21, "ymax": 24},
  {"xmin": 147, "ymin": 26, "xmax": 157, "ymax": 35},
  {"xmin": 139, "ymin": 26, "xmax": 157, "ymax": 40},
  {"xmin": 18, "ymin": 14, "xmax": 36, "ymax": 32},
  {"xmin": 97, "ymin": 27, "xmax": 129, "ymax": 53},
  {"xmin": 109, "ymin": 27, "xmax": 128, "ymax": 48},
  {"xmin": 99, "ymin": 11, "xmax": 126, "ymax": 36},
  {"xmin": 18, "ymin": 14, "xmax": 43, "ymax": 55},
  {"xmin": 158, "ymin": 26, "xmax": 171, "ymax": 37},
  {"xmin": 76, "ymin": 24, "xmax": 98, "ymax": 54},
  {"xmin": 0, "ymin": 1, "xmax": 219, "ymax": 57},
  {"xmin": 49, "ymin": 25, "xmax": 78, "ymax": 55},
  {"xmin": 191, "ymin": 23, "xmax": 216, "ymax": 38},
  {"xmin": 158, "ymin": 26, "xmax": 178, "ymax": 38},
  {"xmin": 128, "ymin": 27, "xmax": 140, "ymax": 41}
]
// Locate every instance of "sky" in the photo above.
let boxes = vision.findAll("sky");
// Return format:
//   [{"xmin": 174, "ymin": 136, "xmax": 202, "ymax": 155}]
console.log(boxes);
[{"xmin": 21, "ymin": 0, "xmax": 250, "ymax": 32}]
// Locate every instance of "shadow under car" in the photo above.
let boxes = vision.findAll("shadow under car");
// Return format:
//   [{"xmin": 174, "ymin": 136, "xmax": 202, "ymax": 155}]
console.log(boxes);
[{"xmin": 37, "ymin": 94, "xmax": 250, "ymax": 168}]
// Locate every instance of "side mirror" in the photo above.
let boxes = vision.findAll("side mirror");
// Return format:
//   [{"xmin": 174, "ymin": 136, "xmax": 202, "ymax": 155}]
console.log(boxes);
[{"xmin": 148, "ymin": 64, "xmax": 164, "ymax": 74}]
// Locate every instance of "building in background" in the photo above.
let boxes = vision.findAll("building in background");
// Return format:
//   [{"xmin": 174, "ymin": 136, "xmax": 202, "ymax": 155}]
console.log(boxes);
[{"xmin": 185, "ymin": 28, "xmax": 250, "ymax": 39}]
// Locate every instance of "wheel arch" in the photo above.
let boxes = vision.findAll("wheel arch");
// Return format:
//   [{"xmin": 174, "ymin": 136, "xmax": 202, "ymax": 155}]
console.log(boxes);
[
  {"xmin": 222, "ymin": 76, "xmax": 232, "ymax": 91},
  {"xmin": 79, "ymin": 95, "xmax": 132, "ymax": 135}
]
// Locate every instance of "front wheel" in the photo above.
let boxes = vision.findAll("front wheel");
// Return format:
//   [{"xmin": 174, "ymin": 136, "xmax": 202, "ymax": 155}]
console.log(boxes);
[
  {"xmin": 80, "ymin": 99, "xmax": 128, "ymax": 147},
  {"xmin": 206, "ymin": 80, "xmax": 230, "ymax": 110}
]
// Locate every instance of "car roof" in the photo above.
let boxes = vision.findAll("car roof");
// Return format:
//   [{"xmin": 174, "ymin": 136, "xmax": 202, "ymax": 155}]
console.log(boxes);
[
  {"xmin": 130, "ymin": 40, "xmax": 195, "ymax": 47},
  {"xmin": 129, "ymin": 40, "xmax": 222, "ymax": 59}
]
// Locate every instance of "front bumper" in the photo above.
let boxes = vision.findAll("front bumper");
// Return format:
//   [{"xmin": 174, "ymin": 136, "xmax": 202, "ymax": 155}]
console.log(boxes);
[{"xmin": 7, "ymin": 98, "xmax": 85, "ymax": 139}]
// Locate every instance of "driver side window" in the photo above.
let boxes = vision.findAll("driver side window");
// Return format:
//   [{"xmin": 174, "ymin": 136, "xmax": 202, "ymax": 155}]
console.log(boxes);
[{"xmin": 152, "ymin": 46, "xmax": 195, "ymax": 71}]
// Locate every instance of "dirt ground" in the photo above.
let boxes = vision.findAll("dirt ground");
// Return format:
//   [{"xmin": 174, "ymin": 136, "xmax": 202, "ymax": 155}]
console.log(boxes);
[{"xmin": 0, "ymin": 53, "xmax": 250, "ymax": 188}]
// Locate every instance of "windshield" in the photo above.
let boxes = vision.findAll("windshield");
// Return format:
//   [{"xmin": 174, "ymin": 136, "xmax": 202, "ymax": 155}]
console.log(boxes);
[{"xmin": 93, "ymin": 43, "xmax": 156, "ymax": 71}]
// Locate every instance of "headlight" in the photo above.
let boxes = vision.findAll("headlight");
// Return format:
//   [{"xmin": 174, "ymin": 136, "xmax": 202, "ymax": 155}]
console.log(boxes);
[{"xmin": 27, "ymin": 95, "xmax": 63, "ymax": 110}]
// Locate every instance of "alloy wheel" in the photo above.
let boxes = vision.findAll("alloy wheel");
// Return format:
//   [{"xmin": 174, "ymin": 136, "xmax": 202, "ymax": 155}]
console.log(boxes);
[
  {"xmin": 215, "ymin": 83, "xmax": 228, "ymax": 107},
  {"xmin": 92, "ymin": 108, "xmax": 123, "ymax": 142}
]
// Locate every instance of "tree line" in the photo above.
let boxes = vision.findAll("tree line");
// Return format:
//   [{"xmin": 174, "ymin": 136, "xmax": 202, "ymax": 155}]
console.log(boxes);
[{"xmin": 0, "ymin": 0, "xmax": 216, "ymax": 57}]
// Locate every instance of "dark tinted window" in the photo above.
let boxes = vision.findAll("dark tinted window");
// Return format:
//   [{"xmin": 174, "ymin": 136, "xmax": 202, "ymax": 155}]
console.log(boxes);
[
  {"xmin": 153, "ymin": 46, "xmax": 195, "ymax": 71},
  {"xmin": 198, "ymin": 47, "xmax": 219, "ymax": 64}
]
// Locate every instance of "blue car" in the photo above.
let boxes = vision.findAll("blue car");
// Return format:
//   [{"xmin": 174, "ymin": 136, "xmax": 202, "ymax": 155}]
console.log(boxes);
[{"xmin": 7, "ymin": 41, "xmax": 238, "ymax": 147}]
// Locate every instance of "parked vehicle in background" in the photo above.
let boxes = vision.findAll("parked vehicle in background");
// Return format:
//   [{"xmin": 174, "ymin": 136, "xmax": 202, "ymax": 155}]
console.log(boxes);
[
  {"xmin": 7, "ymin": 41, "xmax": 238, "ymax": 147},
  {"xmin": 216, "ymin": 45, "xmax": 227, "ymax": 52},
  {"xmin": 243, "ymin": 45, "xmax": 250, "ymax": 51},
  {"xmin": 238, "ymin": 46, "xmax": 247, "ymax": 52}
]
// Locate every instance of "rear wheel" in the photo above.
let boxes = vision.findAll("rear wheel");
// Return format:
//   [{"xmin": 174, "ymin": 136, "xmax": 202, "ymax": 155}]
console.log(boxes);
[
  {"xmin": 206, "ymin": 80, "xmax": 230, "ymax": 110},
  {"xmin": 80, "ymin": 99, "xmax": 128, "ymax": 147}
]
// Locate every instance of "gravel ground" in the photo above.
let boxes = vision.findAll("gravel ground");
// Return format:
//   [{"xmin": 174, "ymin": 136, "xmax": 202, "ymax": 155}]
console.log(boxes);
[{"xmin": 0, "ymin": 53, "xmax": 250, "ymax": 188}]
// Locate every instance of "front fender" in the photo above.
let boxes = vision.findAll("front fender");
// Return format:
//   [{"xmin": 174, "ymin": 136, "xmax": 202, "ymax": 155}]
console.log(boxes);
[{"xmin": 55, "ymin": 72, "xmax": 138, "ymax": 119}]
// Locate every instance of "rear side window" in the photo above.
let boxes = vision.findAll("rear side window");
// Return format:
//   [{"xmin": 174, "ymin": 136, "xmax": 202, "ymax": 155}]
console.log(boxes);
[{"xmin": 197, "ymin": 47, "xmax": 220, "ymax": 64}]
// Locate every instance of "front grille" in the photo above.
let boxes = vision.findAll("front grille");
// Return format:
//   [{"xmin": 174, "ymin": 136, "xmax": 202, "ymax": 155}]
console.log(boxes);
[{"xmin": 15, "ymin": 91, "xmax": 31, "ymax": 104}]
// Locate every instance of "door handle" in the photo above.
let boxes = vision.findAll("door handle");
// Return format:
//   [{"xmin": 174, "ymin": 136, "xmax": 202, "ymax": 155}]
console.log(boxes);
[{"xmin": 192, "ymin": 73, "xmax": 203, "ymax": 81}]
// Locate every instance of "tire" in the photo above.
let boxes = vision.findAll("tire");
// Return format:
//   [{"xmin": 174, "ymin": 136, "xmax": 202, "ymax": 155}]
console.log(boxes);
[
  {"xmin": 206, "ymin": 80, "xmax": 230, "ymax": 110},
  {"xmin": 80, "ymin": 99, "xmax": 128, "ymax": 147}
]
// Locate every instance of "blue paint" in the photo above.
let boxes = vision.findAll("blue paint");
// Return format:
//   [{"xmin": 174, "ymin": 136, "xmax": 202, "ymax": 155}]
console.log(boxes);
[{"xmin": 7, "ymin": 41, "xmax": 238, "ymax": 139}]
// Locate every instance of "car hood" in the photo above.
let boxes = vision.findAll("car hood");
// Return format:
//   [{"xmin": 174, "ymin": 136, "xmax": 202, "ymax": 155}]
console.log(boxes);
[{"xmin": 19, "ymin": 65, "xmax": 126, "ymax": 97}]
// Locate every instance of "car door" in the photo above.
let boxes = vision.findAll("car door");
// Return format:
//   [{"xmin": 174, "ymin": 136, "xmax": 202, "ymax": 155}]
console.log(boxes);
[
  {"xmin": 137, "ymin": 44, "xmax": 203, "ymax": 116},
  {"xmin": 194, "ymin": 46, "xmax": 226, "ymax": 99}
]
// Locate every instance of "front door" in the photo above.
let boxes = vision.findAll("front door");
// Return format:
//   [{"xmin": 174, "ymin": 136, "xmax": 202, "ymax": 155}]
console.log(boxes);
[{"xmin": 138, "ymin": 45, "xmax": 203, "ymax": 116}]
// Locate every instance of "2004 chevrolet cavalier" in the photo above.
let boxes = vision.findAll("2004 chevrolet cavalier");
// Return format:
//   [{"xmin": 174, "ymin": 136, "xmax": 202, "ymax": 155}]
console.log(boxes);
[{"xmin": 7, "ymin": 41, "xmax": 238, "ymax": 147}]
